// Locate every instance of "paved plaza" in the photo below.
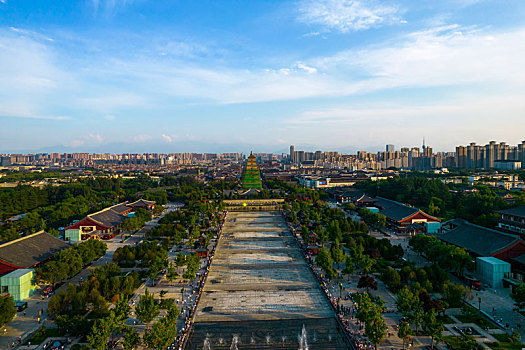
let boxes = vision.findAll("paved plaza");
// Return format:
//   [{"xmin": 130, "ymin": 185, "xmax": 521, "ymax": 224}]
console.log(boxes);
[{"xmin": 187, "ymin": 211, "xmax": 348, "ymax": 349}]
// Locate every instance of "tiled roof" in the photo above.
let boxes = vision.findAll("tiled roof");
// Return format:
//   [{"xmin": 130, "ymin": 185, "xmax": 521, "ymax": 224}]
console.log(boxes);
[
  {"xmin": 128, "ymin": 199, "xmax": 155, "ymax": 207},
  {"xmin": 374, "ymin": 197, "xmax": 420, "ymax": 221},
  {"xmin": 440, "ymin": 220, "xmax": 521, "ymax": 256},
  {"xmin": 512, "ymin": 253, "xmax": 525, "ymax": 266},
  {"xmin": 110, "ymin": 202, "xmax": 131, "ymax": 214},
  {"xmin": 497, "ymin": 205, "xmax": 525, "ymax": 219},
  {"xmin": 89, "ymin": 209, "xmax": 126, "ymax": 228},
  {"xmin": 0, "ymin": 231, "xmax": 70, "ymax": 268}
]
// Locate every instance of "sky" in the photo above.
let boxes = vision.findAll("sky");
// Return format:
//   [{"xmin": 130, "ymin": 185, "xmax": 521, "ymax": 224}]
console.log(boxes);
[{"xmin": 1, "ymin": 0, "xmax": 525, "ymax": 154}]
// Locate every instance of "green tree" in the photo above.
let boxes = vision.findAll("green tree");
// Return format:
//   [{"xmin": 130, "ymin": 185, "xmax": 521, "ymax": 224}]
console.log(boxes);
[
  {"xmin": 330, "ymin": 239, "xmax": 346, "ymax": 270},
  {"xmin": 359, "ymin": 254, "xmax": 375, "ymax": 275},
  {"xmin": 316, "ymin": 246, "xmax": 336, "ymax": 279},
  {"xmin": 444, "ymin": 283, "xmax": 465, "ymax": 308},
  {"xmin": 87, "ymin": 311, "xmax": 118, "ymax": 350},
  {"xmin": 166, "ymin": 262, "xmax": 178, "ymax": 285},
  {"xmin": 143, "ymin": 304, "xmax": 180, "ymax": 350},
  {"xmin": 511, "ymin": 283, "xmax": 525, "ymax": 309},
  {"xmin": 396, "ymin": 287, "xmax": 418, "ymax": 318},
  {"xmin": 366, "ymin": 315, "xmax": 387, "ymax": 350},
  {"xmin": 397, "ymin": 320, "xmax": 412, "ymax": 350},
  {"xmin": 343, "ymin": 255, "xmax": 355, "ymax": 275},
  {"xmin": 423, "ymin": 310, "xmax": 443, "ymax": 350},
  {"xmin": 136, "ymin": 288, "xmax": 159, "ymax": 331},
  {"xmin": 0, "ymin": 295, "xmax": 16, "ymax": 327},
  {"xmin": 411, "ymin": 302, "xmax": 424, "ymax": 335},
  {"xmin": 122, "ymin": 326, "xmax": 140, "ymax": 350}
]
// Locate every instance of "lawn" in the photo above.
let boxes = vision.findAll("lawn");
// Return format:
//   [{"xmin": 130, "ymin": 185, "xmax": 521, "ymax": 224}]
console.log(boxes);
[
  {"xmin": 486, "ymin": 341, "xmax": 523, "ymax": 350},
  {"xmin": 23, "ymin": 326, "xmax": 60, "ymax": 345},
  {"xmin": 455, "ymin": 314, "xmax": 494, "ymax": 328},
  {"xmin": 437, "ymin": 315, "xmax": 455, "ymax": 324}
]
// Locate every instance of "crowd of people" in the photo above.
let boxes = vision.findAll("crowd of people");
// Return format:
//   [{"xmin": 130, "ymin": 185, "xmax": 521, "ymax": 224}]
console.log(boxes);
[{"xmin": 175, "ymin": 211, "xmax": 226, "ymax": 350}]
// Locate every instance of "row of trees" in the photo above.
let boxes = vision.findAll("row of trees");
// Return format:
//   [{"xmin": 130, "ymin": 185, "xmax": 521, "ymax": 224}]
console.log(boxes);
[
  {"xmin": 353, "ymin": 293, "xmax": 388, "ymax": 350},
  {"xmin": 381, "ymin": 264, "xmax": 450, "ymax": 294},
  {"xmin": 409, "ymin": 235, "xmax": 473, "ymax": 276},
  {"xmin": 87, "ymin": 295, "xmax": 134, "ymax": 350},
  {"xmin": 395, "ymin": 287, "xmax": 445, "ymax": 349},
  {"xmin": 121, "ymin": 208, "xmax": 153, "ymax": 232},
  {"xmin": 37, "ymin": 239, "xmax": 107, "ymax": 285},
  {"xmin": 113, "ymin": 240, "xmax": 168, "ymax": 278},
  {"xmin": 48, "ymin": 264, "xmax": 142, "ymax": 335},
  {"xmin": 0, "ymin": 174, "xmax": 164, "ymax": 241},
  {"xmin": 359, "ymin": 208, "xmax": 387, "ymax": 229}
]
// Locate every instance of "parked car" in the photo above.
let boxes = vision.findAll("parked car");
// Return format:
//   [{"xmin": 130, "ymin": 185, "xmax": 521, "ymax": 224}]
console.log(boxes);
[{"xmin": 15, "ymin": 301, "xmax": 28, "ymax": 312}]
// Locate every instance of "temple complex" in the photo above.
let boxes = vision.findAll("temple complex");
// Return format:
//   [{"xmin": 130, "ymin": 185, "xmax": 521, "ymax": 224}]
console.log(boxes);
[{"xmin": 242, "ymin": 151, "xmax": 262, "ymax": 190}]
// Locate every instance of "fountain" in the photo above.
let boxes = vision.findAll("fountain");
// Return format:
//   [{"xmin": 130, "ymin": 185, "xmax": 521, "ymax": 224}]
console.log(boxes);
[
  {"xmin": 266, "ymin": 334, "xmax": 271, "ymax": 344},
  {"xmin": 298, "ymin": 324, "xmax": 309, "ymax": 350},
  {"xmin": 250, "ymin": 336, "xmax": 256, "ymax": 344},
  {"xmin": 203, "ymin": 335, "xmax": 212, "ymax": 350},
  {"xmin": 281, "ymin": 335, "xmax": 287, "ymax": 343},
  {"xmin": 230, "ymin": 334, "xmax": 240, "ymax": 350},
  {"xmin": 218, "ymin": 337, "xmax": 224, "ymax": 345}
]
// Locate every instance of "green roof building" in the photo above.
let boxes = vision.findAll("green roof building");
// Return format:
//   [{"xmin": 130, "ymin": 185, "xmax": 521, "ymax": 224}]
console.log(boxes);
[{"xmin": 242, "ymin": 151, "xmax": 262, "ymax": 190}]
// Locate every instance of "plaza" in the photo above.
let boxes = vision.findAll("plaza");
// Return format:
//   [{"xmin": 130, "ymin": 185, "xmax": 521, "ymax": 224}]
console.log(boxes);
[{"xmin": 186, "ymin": 211, "xmax": 348, "ymax": 349}]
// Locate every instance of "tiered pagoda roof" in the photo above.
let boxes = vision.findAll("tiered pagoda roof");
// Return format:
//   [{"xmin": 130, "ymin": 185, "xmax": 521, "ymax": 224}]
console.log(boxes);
[{"xmin": 242, "ymin": 151, "xmax": 262, "ymax": 190}]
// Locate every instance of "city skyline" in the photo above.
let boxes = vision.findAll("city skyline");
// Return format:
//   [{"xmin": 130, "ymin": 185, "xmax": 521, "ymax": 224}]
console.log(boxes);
[{"xmin": 1, "ymin": 0, "xmax": 525, "ymax": 153}]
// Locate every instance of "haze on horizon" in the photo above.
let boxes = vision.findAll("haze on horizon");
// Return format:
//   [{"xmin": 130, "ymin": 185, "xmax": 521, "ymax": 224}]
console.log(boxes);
[{"xmin": 1, "ymin": 0, "xmax": 525, "ymax": 154}]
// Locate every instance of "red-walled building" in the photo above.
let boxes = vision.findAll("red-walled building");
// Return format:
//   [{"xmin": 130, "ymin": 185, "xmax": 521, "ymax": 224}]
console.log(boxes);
[
  {"xmin": 64, "ymin": 199, "xmax": 156, "ymax": 241},
  {"xmin": 372, "ymin": 197, "xmax": 441, "ymax": 233},
  {"xmin": 440, "ymin": 219, "xmax": 525, "ymax": 261},
  {"xmin": 0, "ymin": 231, "xmax": 70, "ymax": 276}
]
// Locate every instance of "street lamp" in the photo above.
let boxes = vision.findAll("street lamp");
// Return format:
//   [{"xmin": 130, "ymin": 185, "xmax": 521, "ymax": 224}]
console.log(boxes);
[{"xmin": 478, "ymin": 296, "xmax": 482, "ymax": 311}]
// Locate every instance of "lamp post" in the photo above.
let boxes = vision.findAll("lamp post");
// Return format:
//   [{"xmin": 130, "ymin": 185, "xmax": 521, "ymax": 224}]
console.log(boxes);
[{"xmin": 478, "ymin": 296, "xmax": 482, "ymax": 311}]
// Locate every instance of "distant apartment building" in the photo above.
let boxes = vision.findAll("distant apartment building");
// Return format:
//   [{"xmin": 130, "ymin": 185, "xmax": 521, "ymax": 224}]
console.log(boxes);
[{"xmin": 456, "ymin": 141, "xmax": 525, "ymax": 169}]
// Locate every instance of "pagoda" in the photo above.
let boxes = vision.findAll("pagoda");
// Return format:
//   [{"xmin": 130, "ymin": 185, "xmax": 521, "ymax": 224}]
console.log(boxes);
[{"xmin": 242, "ymin": 151, "xmax": 262, "ymax": 190}]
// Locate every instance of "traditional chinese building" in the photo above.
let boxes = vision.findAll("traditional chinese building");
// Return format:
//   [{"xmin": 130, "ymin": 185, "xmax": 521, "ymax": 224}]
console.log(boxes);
[{"xmin": 242, "ymin": 151, "xmax": 262, "ymax": 190}]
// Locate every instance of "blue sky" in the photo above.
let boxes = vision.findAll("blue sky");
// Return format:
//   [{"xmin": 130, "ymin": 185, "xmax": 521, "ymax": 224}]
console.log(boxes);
[{"xmin": 1, "ymin": 0, "xmax": 525, "ymax": 153}]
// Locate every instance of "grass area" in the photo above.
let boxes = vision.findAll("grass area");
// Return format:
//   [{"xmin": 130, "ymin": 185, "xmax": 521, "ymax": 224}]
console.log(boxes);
[
  {"xmin": 71, "ymin": 345, "xmax": 89, "ymax": 350},
  {"xmin": 438, "ymin": 315, "xmax": 455, "ymax": 324},
  {"xmin": 442, "ymin": 335, "xmax": 479, "ymax": 350},
  {"xmin": 23, "ymin": 326, "xmax": 60, "ymax": 345},
  {"xmin": 455, "ymin": 314, "xmax": 494, "ymax": 328},
  {"xmin": 486, "ymin": 341, "xmax": 523, "ymax": 350},
  {"xmin": 492, "ymin": 333, "xmax": 511, "ymax": 342}
]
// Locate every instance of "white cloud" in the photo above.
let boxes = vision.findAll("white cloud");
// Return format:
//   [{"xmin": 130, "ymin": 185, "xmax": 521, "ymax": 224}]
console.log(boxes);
[
  {"xmin": 0, "ymin": 103, "xmax": 70, "ymax": 120},
  {"xmin": 284, "ymin": 94, "xmax": 525, "ymax": 150},
  {"xmin": 90, "ymin": 0, "xmax": 136, "ymax": 16},
  {"xmin": 302, "ymin": 31, "xmax": 321, "ymax": 37},
  {"xmin": 134, "ymin": 134, "xmax": 151, "ymax": 142},
  {"xmin": 0, "ymin": 0, "xmax": 7, "ymax": 4},
  {"xmin": 312, "ymin": 24, "xmax": 525, "ymax": 92},
  {"xmin": 161, "ymin": 134, "xmax": 173, "ymax": 143},
  {"xmin": 103, "ymin": 114, "xmax": 116, "ymax": 121},
  {"xmin": 297, "ymin": 0, "xmax": 399, "ymax": 32},
  {"xmin": 296, "ymin": 63, "xmax": 317, "ymax": 74},
  {"xmin": 69, "ymin": 134, "xmax": 103, "ymax": 147}
]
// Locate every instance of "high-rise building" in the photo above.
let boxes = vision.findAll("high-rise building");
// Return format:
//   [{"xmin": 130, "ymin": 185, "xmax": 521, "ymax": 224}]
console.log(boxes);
[
  {"xmin": 456, "ymin": 146, "xmax": 467, "ymax": 168},
  {"xmin": 289, "ymin": 145, "xmax": 294, "ymax": 160},
  {"xmin": 386, "ymin": 144, "xmax": 395, "ymax": 152},
  {"xmin": 484, "ymin": 141, "xmax": 497, "ymax": 168}
]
